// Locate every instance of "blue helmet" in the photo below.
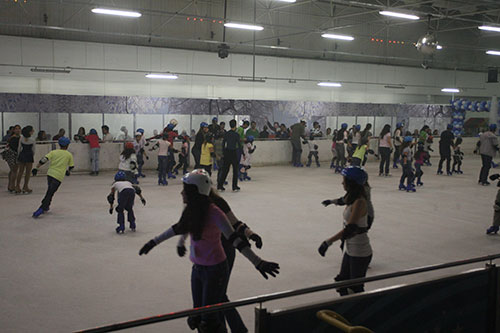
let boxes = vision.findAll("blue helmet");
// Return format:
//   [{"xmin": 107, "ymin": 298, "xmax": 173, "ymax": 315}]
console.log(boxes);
[
  {"xmin": 396, "ymin": 122, "xmax": 403, "ymax": 128},
  {"xmin": 114, "ymin": 171, "xmax": 126, "ymax": 181},
  {"xmin": 447, "ymin": 124, "xmax": 453, "ymax": 130},
  {"xmin": 355, "ymin": 125, "xmax": 361, "ymax": 131},
  {"xmin": 341, "ymin": 123, "xmax": 348, "ymax": 129},
  {"xmin": 212, "ymin": 117, "xmax": 218, "ymax": 122},
  {"xmin": 246, "ymin": 135, "xmax": 254, "ymax": 142},
  {"xmin": 166, "ymin": 123, "xmax": 175, "ymax": 131},
  {"xmin": 137, "ymin": 128, "xmax": 145, "ymax": 134},
  {"xmin": 341, "ymin": 166, "xmax": 368, "ymax": 185},
  {"xmin": 89, "ymin": 128, "xmax": 97, "ymax": 135},
  {"xmin": 404, "ymin": 136, "xmax": 413, "ymax": 143},
  {"xmin": 200, "ymin": 122, "xmax": 208, "ymax": 128},
  {"xmin": 490, "ymin": 123, "xmax": 497, "ymax": 132},
  {"xmin": 58, "ymin": 136, "xmax": 70, "ymax": 147}
]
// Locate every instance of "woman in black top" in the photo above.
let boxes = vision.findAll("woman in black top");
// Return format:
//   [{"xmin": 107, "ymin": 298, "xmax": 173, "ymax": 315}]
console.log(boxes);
[
  {"xmin": 2, "ymin": 125, "xmax": 21, "ymax": 193},
  {"xmin": 192, "ymin": 123, "xmax": 208, "ymax": 169},
  {"xmin": 74, "ymin": 127, "xmax": 87, "ymax": 142}
]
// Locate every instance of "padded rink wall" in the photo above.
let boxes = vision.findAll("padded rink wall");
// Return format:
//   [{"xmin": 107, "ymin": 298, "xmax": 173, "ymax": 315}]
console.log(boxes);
[{"xmin": 0, "ymin": 137, "xmax": 479, "ymax": 176}]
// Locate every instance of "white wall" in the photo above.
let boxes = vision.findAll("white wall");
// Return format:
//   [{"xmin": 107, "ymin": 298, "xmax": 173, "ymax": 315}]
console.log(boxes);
[
  {"xmin": 0, "ymin": 138, "xmax": 479, "ymax": 175},
  {"xmin": 0, "ymin": 36, "xmax": 497, "ymax": 103}
]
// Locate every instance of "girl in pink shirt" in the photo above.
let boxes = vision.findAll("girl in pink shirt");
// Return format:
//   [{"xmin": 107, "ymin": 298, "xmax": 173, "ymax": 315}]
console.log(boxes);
[{"xmin": 139, "ymin": 169, "xmax": 279, "ymax": 332}]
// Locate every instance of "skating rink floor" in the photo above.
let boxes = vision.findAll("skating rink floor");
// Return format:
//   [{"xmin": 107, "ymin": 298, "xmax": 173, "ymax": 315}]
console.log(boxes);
[{"xmin": 0, "ymin": 157, "xmax": 498, "ymax": 332}]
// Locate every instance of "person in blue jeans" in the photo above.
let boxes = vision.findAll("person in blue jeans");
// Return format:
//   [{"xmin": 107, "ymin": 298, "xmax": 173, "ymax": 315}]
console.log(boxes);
[
  {"xmin": 139, "ymin": 169, "xmax": 279, "ymax": 332},
  {"xmin": 149, "ymin": 133, "xmax": 170, "ymax": 186}
]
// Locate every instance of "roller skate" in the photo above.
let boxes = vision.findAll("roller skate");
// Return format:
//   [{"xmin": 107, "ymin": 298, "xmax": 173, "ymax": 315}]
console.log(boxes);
[
  {"xmin": 334, "ymin": 166, "xmax": 343, "ymax": 174},
  {"xmin": 162, "ymin": 179, "xmax": 168, "ymax": 186},
  {"xmin": 392, "ymin": 163, "xmax": 399, "ymax": 169},
  {"xmin": 330, "ymin": 162, "xmax": 335, "ymax": 169},
  {"xmin": 406, "ymin": 184, "xmax": 416, "ymax": 192},
  {"xmin": 158, "ymin": 178, "xmax": 162, "ymax": 186},
  {"xmin": 492, "ymin": 162, "xmax": 499, "ymax": 169},
  {"xmin": 437, "ymin": 170, "xmax": 443, "ymax": 175},
  {"xmin": 129, "ymin": 221, "xmax": 136, "ymax": 232},
  {"xmin": 486, "ymin": 226, "xmax": 499, "ymax": 235},
  {"xmin": 447, "ymin": 171, "xmax": 453, "ymax": 176},
  {"xmin": 32, "ymin": 207, "xmax": 44, "ymax": 218},
  {"xmin": 416, "ymin": 181, "xmax": 424, "ymax": 186},
  {"xmin": 116, "ymin": 224, "xmax": 125, "ymax": 234},
  {"xmin": 297, "ymin": 163, "xmax": 304, "ymax": 167},
  {"xmin": 456, "ymin": 170, "xmax": 463, "ymax": 174},
  {"xmin": 316, "ymin": 162, "xmax": 321, "ymax": 167},
  {"xmin": 167, "ymin": 172, "xmax": 176, "ymax": 179},
  {"xmin": 306, "ymin": 163, "xmax": 311, "ymax": 167},
  {"xmin": 398, "ymin": 183, "xmax": 406, "ymax": 191}
]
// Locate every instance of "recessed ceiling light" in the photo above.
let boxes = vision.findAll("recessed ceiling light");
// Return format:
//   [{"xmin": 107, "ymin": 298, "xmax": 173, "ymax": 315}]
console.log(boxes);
[
  {"xmin": 486, "ymin": 50, "xmax": 500, "ymax": 56},
  {"xmin": 145, "ymin": 74, "xmax": 178, "ymax": 79},
  {"xmin": 379, "ymin": 11, "xmax": 419, "ymax": 20},
  {"xmin": 441, "ymin": 88, "xmax": 459, "ymax": 93},
  {"xmin": 479, "ymin": 25, "xmax": 500, "ymax": 32},
  {"xmin": 91, "ymin": 8, "xmax": 142, "ymax": 18},
  {"xmin": 321, "ymin": 33, "xmax": 354, "ymax": 41},
  {"xmin": 224, "ymin": 23, "xmax": 264, "ymax": 31},
  {"xmin": 318, "ymin": 82, "xmax": 342, "ymax": 87}
]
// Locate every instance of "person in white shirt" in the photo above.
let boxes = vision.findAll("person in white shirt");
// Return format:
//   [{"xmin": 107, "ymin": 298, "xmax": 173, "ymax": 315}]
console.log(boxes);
[{"xmin": 101, "ymin": 125, "xmax": 114, "ymax": 142}]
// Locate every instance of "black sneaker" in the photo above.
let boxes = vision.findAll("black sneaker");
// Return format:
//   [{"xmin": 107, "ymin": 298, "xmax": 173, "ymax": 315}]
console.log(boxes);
[
  {"xmin": 217, "ymin": 186, "xmax": 225, "ymax": 192},
  {"xmin": 232, "ymin": 186, "xmax": 241, "ymax": 192}
]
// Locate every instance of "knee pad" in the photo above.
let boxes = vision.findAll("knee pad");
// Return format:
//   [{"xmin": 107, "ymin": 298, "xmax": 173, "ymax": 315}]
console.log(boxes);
[{"xmin": 115, "ymin": 206, "xmax": 124, "ymax": 213}]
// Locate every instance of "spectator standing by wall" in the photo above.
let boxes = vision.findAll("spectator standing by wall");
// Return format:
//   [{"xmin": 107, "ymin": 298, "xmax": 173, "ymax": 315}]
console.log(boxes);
[
  {"xmin": 85, "ymin": 128, "xmax": 101, "ymax": 176},
  {"xmin": 16, "ymin": 125, "xmax": 36, "ymax": 194},
  {"xmin": 246, "ymin": 121, "xmax": 260, "ymax": 139},
  {"xmin": 74, "ymin": 127, "xmax": 86, "ymax": 142},
  {"xmin": 101, "ymin": 125, "xmax": 114, "ymax": 142},
  {"xmin": 218, "ymin": 119, "xmax": 242, "ymax": 192},
  {"xmin": 36, "ymin": 131, "xmax": 47, "ymax": 142},
  {"xmin": 2, "ymin": 125, "xmax": 21, "ymax": 193},
  {"xmin": 192, "ymin": 122, "xmax": 208, "ymax": 169},
  {"xmin": 52, "ymin": 128, "xmax": 66, "ymax": 141},
  {"xmin": 290, "ymin": 120, "xmax": 306, "ymax": 167}
]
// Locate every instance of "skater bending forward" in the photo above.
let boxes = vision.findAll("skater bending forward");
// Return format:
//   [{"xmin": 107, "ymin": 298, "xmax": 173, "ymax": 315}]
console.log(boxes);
[
  {"xmin": 139, "ymin": 169, "xmax": 279, "ymax": 333},
  {"xmin": 318, "ymin": 166, "xmax": 372, "ymax": 296},
  {"xmin": 107, "ymin": 171, "xmax": 146, "ymax": 234}
]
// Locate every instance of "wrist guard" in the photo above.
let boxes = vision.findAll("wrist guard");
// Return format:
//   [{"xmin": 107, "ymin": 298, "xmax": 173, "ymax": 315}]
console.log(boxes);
[
  {"xmin": 228, "ymin": 232, "xmax": 250, "ymax": 251},
  {"xmin": 133, "ymin": 185, "xmax": 142, "ymax": 195},
  {"xmin": 107, "ymin": 193, "xmax": 115, "ymax": 204}
]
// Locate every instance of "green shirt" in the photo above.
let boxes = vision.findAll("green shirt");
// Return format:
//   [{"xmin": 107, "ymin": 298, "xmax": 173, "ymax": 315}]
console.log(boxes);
[
  {"xmin": 237, "ymin": 127, "xmax": 246, "ymax": 141},
  {"xmin": 246, "ymin": 129, "xmax": 259, "ymax": 138},
  {"xmin": 46, "ymin": 149, "xmax": 74, "ymax": 182},
  {"xmin": 353, "ymin": 144, "xmax": 367, "ymax": 160}
]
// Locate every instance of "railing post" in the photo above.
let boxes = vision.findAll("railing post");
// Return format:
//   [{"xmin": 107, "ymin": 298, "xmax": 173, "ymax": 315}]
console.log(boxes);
[
  {"xmin": 254, "ymin": 306, "xmax": 269, "ymax": 333},
  {"xmin": 486, "ymin": 263, "xmax": 500, "ymax": 333}
]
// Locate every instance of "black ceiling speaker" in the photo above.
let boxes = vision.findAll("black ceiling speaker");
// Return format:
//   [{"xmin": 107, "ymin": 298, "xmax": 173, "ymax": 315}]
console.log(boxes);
[{"xmin": 488, "ymin": 68, "xmax": 498, "ymax": 83}]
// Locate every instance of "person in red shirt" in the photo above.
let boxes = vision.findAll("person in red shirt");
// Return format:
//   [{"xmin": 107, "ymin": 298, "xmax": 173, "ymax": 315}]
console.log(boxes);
[{"xmin": 85, "ymin": 128, "xmax": 101, "ymax": 176}]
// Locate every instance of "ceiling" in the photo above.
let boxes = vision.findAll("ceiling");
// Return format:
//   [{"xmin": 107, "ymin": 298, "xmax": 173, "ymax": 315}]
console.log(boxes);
[{"xmin": 1, "ymin": 0, "xmax": 500, "ymax": 72}]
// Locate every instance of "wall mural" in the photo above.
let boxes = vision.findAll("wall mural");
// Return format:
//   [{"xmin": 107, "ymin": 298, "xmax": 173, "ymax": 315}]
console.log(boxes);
[{"xmin": 0, "ymin": 93, "xmax": 451, "ymax": 131}]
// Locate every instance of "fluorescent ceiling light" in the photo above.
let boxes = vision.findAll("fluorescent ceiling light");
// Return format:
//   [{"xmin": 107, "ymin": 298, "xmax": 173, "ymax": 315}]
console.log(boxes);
[
  {"xmin": 436, "ymin": 45, "xmax": 443, "ymax": 50},
  {"xmin": 486, "ymin": 50, "xmax": 500, "ymax": 56},
  {"xmin": 379, "ymin": 11, "xmax": 419, "ymax": 20},
  {"xmin": 276, "ymin": 0, "xmax": 296, "ymax": 2},
  {"xmin": 91, "ymin": 8, "xmax": 142, "ymax": 17},
  {"xmin": 270, "ymin": 46, "xmax": 289, "ymax": 50},
  {"xmin": 321, "ymin": 33, "xmax": 354, "ymax": 41},
  {"xmin": 145, "ymin": 74, "xmax": 178, "ymax": 79},
  {"xmin": 441, "ymin": 88, "xmax": 459, "ymax": 93},
  {"xmin": 31, "ymin": 67, "xmax": 71, "ymax": 74},
  {"xmin": 224, "ymin": 23, "xmax": 264, "ymax": 31},
  {"xmin": 479, "ymin": 25, "xmax": 500, "ymax": 32},
  {"xmin": 318, "ymin": 82, "xmax": 342, "ymax": 87}
]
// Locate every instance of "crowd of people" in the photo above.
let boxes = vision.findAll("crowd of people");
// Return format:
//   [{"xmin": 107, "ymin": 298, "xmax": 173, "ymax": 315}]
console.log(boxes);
[{"xmin": 2, "ymin": 116, "xmax": 499, "ymax": 333}]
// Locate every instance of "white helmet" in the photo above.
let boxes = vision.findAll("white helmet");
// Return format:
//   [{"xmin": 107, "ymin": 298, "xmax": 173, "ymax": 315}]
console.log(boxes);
[
  {"xmin": 169, "ymin": 118, "xmax": 178, "ymax": 126},
  {"xmin": 182, "ymin": 169, "xmax": 212, "ymax": 196}
]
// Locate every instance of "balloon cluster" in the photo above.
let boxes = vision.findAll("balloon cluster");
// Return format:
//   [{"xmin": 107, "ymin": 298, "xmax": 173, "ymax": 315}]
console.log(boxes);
[{"xmin": 451, "ymin": 98, "xmax": 500, "ymax": 112}]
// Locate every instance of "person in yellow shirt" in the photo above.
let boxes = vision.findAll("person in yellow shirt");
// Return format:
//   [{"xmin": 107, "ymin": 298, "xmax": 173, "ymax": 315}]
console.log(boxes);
[
  {"xmin": 199, "ymin": 134, "xmax": 215, "ymax": 176},
  {"xmin": 351, "ymin": 138, "xmax": 369, "ymax": 167},
  {"xmin": 31, "ymin": 137, "xmax": 74, "ymax": 218}
]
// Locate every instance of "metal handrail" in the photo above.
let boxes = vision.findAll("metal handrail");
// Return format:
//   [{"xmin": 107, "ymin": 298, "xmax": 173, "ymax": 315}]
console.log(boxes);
[
  {"xmin": 75, "ymin": 253, "xmax": 500, "ymax": 333},
  {"xmin": 316, "ymin": 310, "xmax": 374, "ymax": 333}
]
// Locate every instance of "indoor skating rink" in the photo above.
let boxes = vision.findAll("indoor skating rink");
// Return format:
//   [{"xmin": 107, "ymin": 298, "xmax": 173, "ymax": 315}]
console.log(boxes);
[{"xmin": 0, "ymin": 156, "xmax": 496, "ymax": 332}]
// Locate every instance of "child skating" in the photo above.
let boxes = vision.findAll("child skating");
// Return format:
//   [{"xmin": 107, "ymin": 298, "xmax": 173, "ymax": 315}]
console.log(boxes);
[
  {"xmin": 149, "ymin": 133, "xmax": 170, "ymax": 186},
  {"xmin": 119, "ymin": 142, "xmax": 139, "ymax": 184},
  {"xmin": 240, "ymin": 135, "xmax": 256, "ymax": 180},
  {"xmin": 414, "ymin": 143, "xmax": 426, "ymax": 186},
  {"xmin": 399, "ymin": 136, "xmax": 416, "ymax": 192},
  {"xmin": 452, "ymin": 137, "xmax": 464, "ymax": 174},
  {"xmin": 107, "ymin": 171, "xmax": 146, "ymax": 234},
  {"xmin": 173, "ymin": 135, "xmax": 189, "ymax": 175},
  {"xmin": 305, "ymin": 137, "xmax": 320, "ymax": 167},
  {"xmin": 31, "ymin": 137, "xmax": 74, "ymax": 218},
  {"xmin": 330, "ymin": 131, "xmax": 337, "ymax": 169}
]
